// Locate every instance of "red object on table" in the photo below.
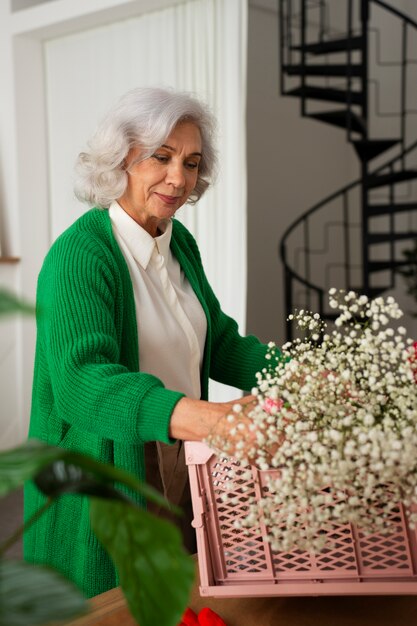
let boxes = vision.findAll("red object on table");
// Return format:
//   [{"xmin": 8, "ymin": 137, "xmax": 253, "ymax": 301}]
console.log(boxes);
[{"xmin": 180, "ymin": 607, "xmax": 228, "ymax": 626}]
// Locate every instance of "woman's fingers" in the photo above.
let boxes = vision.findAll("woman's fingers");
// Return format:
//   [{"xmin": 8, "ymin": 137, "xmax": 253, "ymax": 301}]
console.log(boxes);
[{"xmin": 208, "ymin": 395, "xmax": 285, "ymax": 465}]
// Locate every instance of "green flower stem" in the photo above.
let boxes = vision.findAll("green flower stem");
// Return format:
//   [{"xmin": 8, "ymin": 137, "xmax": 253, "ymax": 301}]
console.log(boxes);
[{"xmin": 0, "ymin": 497, "xmax": 54, "ymax": 556}]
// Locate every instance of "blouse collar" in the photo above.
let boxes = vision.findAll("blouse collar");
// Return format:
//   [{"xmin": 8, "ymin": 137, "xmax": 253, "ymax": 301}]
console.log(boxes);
[{"xmin": 109, "ymin": 201, "xmax": 172, "ymax": 270}]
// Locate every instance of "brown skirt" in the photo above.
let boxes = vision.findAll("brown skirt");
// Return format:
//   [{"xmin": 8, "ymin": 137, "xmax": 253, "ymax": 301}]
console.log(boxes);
[{"xmin": 144, "ymin": 440, "xmax": 196, "ymax": 554}]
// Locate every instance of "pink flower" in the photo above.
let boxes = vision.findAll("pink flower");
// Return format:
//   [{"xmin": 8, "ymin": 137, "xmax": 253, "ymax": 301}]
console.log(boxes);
[
  {"xmin": 411, "ymin": 341, "xmax": 417, "ymax": 382},
  {"xmin": 263, "ymin": 397, "xmax": 284, "ymax": 415}
]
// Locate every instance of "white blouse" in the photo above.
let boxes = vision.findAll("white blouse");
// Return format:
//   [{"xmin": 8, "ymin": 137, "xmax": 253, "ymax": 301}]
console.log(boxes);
[{"xmin": 109, "ymin": 201, "xmax": 207, "ymax": 400}]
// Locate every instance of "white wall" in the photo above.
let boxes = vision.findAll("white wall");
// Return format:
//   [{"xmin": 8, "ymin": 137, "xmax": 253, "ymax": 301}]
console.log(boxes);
[{"xmin": 0, "ymin": 1, "xmax": 27, "ymax": 451}]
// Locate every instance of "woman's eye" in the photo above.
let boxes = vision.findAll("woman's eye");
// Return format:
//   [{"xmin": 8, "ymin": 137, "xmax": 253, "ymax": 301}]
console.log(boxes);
[
  {"xmin": 152, "ymin": 154, "xmax": 169, "ymax": 163},
  {"xmin": 185, "ymin": 161, "xmax": 199, "ymax": 170}
]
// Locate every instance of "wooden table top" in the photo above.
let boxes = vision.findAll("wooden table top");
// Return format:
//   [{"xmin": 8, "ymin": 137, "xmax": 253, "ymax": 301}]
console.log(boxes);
[
  {"xmin": 66, "ymin": 587, "xmax": 417, "ymax": 626},
  {"xmin": 66, "ymin": 561, "xmax": 417, "ymax": 626}
]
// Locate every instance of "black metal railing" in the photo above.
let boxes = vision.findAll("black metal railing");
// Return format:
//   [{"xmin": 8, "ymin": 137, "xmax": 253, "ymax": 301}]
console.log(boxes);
[
  {"xmin": 280, "ymin": 138, "xmax": 417, "ymax": 338},
  {"xmin": 279, "ymin": 0, "xmax": 417, "ymax": 339}
]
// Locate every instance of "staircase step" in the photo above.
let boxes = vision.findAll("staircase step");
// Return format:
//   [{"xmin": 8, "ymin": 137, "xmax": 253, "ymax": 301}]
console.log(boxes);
[
  {"xmin": 352, "ymin": 139, "xmax": 400, "ymax": 161},
  {"xmin": 368, "ymin": 260, "xmax": 410, "ymax": 272},
  {"xmin": 367, "ymin": 169, "xmax": 417, "ymax": 188},
  {"xmin": 367, "ymin": 201, "xmax": 417, "ymax": 216},
  {"xmin": 368, "ymin": 231, "xmax": 417, "ymax": 244},
  {"xmin": 283, "ymin": 64, "xmax": 362, "ymax": 77},
  {"xmin": 287, "ymin": 86, "xmax": 362, "ymax": 105},
  {"xmin": 291, "ymin": 35, "xmax": 364, "ymax": 55},
  {"xmin": 309, "ymin": 110, "xmax": 366, "ymax": 134}
]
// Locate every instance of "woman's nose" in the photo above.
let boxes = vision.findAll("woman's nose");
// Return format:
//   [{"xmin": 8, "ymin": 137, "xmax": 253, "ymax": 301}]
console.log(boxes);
[{"xmin": 166, "ymin": 162, "xmax": 185, "ymax": 188}]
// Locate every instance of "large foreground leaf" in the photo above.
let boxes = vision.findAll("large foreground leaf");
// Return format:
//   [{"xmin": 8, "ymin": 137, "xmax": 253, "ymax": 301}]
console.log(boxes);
[
  {"xmin": 0, "ymin": 440, "xmax": 63, "ymax": 497},
  {"xmin": 34, "ymin": 460, "xmax": 131, "ymax": 502},
  {"xmin": 0, "ymin": 560, "xmax": 87, "ymax": 626},
  {"xmin": 90, "ymin": 500, "xmax": 195, "ymax": 626},
  {"xmin": 0, "ymin": 440, "xmax": 177, "ymax": 511}
]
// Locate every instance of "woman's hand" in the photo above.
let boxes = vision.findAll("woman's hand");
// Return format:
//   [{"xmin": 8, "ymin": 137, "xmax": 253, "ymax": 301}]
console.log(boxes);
[
  {"xmin": 170, "ymin": 394, "xmax": 287, "ymax": 466},
  {"xmin": 208, "ymin": 395, "xmax": 290, "ymax": 466},
  {"xmin": 169, "ymin": 395, "xmax": 256, "ymax": 442}
]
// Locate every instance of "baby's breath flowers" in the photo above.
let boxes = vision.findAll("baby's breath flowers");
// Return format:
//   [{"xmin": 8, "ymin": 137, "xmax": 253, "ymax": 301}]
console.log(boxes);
[{"xmin": 207, "ymin": 290, "xmax": 417, "ymax": 552}]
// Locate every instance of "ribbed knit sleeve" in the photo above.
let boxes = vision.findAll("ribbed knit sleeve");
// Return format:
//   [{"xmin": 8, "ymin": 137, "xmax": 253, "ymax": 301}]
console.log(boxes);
[
  {"xmin": 35, "ymin": 223, "xmax": 184, "ymax": 445},
  {"xmin": 206, "ymin": 289, "xmax": 269, "ymax": 391}
]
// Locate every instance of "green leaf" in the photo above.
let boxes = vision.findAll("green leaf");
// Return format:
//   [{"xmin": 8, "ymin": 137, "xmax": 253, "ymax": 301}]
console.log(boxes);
[
  {"xmin": 64, "ymin": 451, "xmax": 179, "ymax": 513},
  {"xmin": 0, "ymin": 440, "xmax": 64, "ymax": 498},
  {"xmin": 0, "ymin": 559, "xmax": 87, "ymax": 626},
  {"xmin": 90, "ymin": 500, "xmax": 195, "ymax": 626},
  {"xmin": 34, "ymin": 460, "xmax": 131, "ymax": 502},
  {"xmin": 0, "ymin": 440, "xmax": 179, "ymax": 513},
  {"xmin": 0, "ymin": 290, "xmax": 35, "ymax": 317}
]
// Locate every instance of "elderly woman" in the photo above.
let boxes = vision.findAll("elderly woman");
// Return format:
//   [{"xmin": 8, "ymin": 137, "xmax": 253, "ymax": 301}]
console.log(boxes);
[{"xmin": 24, "ymin": 86, "xmax": 268, "ymax": 598}]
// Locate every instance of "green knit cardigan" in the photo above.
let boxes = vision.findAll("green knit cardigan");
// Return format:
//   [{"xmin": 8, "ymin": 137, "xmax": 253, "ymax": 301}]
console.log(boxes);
[{"xmin": 24, "ymin": 208, "xmax": 268, "ymax": 598}]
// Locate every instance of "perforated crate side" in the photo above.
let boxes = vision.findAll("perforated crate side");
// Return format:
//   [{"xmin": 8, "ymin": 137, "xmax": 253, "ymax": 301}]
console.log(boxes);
[{"xmin": 185, "ymin": 442, "xmax": 417, "ymax": 597}]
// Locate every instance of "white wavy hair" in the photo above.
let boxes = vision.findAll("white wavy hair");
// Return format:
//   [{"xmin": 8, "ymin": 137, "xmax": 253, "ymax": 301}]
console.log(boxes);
[{"xmin": 74, "ymin": 86, "xmax": 217, "ymax": 208}]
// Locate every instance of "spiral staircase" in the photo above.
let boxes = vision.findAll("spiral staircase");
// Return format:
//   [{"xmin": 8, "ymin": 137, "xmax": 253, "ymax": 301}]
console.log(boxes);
[{"xmin": 279, "ymin": 0, "xmax": 417, "ymax": 339}]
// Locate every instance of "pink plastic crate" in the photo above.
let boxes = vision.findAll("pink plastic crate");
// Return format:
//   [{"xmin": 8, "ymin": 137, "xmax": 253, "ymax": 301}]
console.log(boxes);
[{"xmin": 185, "ymin": 442, "xmax": 417, "ymax": 597}]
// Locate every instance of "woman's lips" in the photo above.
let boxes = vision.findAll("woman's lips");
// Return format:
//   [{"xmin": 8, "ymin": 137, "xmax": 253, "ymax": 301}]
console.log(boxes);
[{"xmin": 155, "ymin": 193, "xmax": 180, "ymax": 205}]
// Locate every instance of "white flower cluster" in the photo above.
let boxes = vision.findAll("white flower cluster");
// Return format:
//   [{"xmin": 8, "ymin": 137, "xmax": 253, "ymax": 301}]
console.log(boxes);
[{"xmin": 208, "ymin": 290, "xmax": 417, "ymax": 552}]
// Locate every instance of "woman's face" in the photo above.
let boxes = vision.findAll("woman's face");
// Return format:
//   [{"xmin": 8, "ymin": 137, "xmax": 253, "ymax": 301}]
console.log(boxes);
[{"xmin": 118, "ymin": 121, "xmax": 202, "ymax": 237}]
